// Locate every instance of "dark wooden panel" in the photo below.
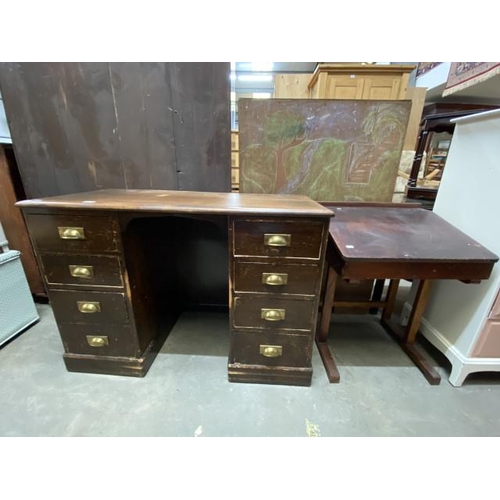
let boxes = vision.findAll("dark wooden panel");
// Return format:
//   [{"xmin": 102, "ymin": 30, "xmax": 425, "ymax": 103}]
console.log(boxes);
[
  {"xmin": 227, "ymin": 364, "xmax": 312, "ymax": 386},
  {"xmin": 232, "ymin": 295, "xmax": 315, "ymax": 331},
  {"xmin": 0, "ymin": 63, "xmax": 60, "ymax": 197},
  {"xmin": 0, "ymin": 63, "xmax": 127, "ymax": 196},
  {"xmin": 169, "ymin": 62, "xmax": 231, "ymax": 192},
  {"xmin": 109, "ymin": 62, "xmax": 178, "ymax": 189},
  {"xmin": 0, "ymin": 146, "xmax": 44, "ymax": 293},
  {"xmin": 0, "ymin": 62, "xmax": 230, "ymax": 197},
  {"xmin": 58, "ymin": 322, "xmax": 138, "ymax": 357},
  {"xmin": 328, "ymin": 206, "xmax": 499, "ymax": 263},
  {"xmin": 17, "ymin": 189, "xmax": 333, "ymax": 217},
  {"xmin": 233, "ymin": 219, "xmax": 325, "ymax": 259},
  {"xmin": 340, "ymin": 260, "xmax": 497, "ymax": 281},
  {"xmin": 25, "ymin": 213, "xmax": 120, "ymax": 253},
  {"xmin": 62, "ymin": 323, "xmax": 172, "ymax": 377},
  {"xmin": 49, "ymin": 289, "xmax": 129, "ymax": 325},
  {"xmin": 229, "ymin": 330, "xmax": 312, "ymax": 368},
  {"xmin": 233, "ymin": 261, "xmax": 320, "ymax": 295},
  {"xmin": 40, "ymin": 253, "xmax": 123, "ymax": 288}
]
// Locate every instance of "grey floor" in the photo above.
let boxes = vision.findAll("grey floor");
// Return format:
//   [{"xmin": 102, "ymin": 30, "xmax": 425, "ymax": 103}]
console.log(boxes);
[{"xmin": 2, "ymin": 291, "xmax": 500, "ymax": 436}]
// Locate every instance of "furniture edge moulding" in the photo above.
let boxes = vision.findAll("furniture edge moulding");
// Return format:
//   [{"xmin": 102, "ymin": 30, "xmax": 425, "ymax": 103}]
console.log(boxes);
[{"xmin": 307, "ymin": 64, "xmax": 416, "ymax": 92}]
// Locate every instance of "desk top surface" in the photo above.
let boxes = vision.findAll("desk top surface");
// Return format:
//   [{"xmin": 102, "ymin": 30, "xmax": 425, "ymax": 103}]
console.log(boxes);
[
  {"xmin": 17, "ymin": 189, "xmax": 333, "ymax": 217},
  {"xmin": 325, "ymin": 205, "xmax": 498, "ymax": 263}
]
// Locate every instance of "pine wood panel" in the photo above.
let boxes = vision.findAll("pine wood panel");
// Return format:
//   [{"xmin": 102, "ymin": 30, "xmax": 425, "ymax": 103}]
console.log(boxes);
[
  {"xmin": 274, "ymin": 74, "xmax": 311, "ymax": 98},
  {"xmin": 403, "ymin": 87, "xmax": 427, "ymax": 151}
]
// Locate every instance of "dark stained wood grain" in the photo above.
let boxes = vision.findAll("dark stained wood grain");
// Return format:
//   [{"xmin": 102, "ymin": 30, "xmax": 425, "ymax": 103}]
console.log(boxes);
[
  {"xmin": 227, "ymin": 363, "xmax": 313, "ymax": 386},
  {"xmin": 233, "ymin": 261, "xmax": 320, "ymax": 295},
  {"xmin": 0, "ymin": 63, "xmax": 60, "ymax": 197},
  {"xmin": 40, "ymin": 253, "xmax": 124, "ymax": 289},
  {"xmin": 17, "ymin": 189, "xmax": 333, "ymax": 217},
  {"xmin": 58, "ymin": 322, "xmax": 138, "ymax": 358},
  {"xmin": 315, "ymin": 341, "xmax": 340, "ymax": 383},
  {"xmin": 169, "ymin": 62, "xmax": 230, "ymax": 192},
  {"xmin": 318, "ymin": 266, "xmax": 337, "ymax": 343},
  {"xmin": 340, "ymin": 260, "xmax": 497, "ymax": 281},
  {"xmin": 317, "ymin": 203, "xmax": 498, "ymax": 385},
  {"xmin": 0, "ymin": 62, "xmax": 230, "ymax": 197},
  {"xmin": 49, "ymin": 290, "xmax": 130, "ymax": 325},
  {"xmin": 381, "ymin": 279, "xmax": 400, "ymax": 321},
  {"xmin": 0, "ymin": 145, "xmax": 44, "ymax": 293},
  {"xmin": 62, "ymin": 323, "xmax": 171, "ymax": 377},
  {"xmin": 25, "ymin": 213, "xmax": 120, "ymax": 254},
  {"xmin": 233, "ymin": 219, "xmax": 326, "ymax": 259},
  {"xmin": 328, "ymin": 206, "xmax": 499, "ymax": 264},
  {"xmin": 108, "ymin": 62, "xmax": 178, "ymax": 190},
  {"xmin": 229, "ymin": 330, "xmax": 312, "ymax": 368},
  {"xmin": 19, "ymin": 189, "xmax": 329, "ymax": 385},
  {"xmin": 232, "ymin": 295, "xmax": 316, "ymax": 331}
]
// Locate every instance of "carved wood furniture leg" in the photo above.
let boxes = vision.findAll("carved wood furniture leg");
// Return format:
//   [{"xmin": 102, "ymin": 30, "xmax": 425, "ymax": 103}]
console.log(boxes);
[
  {"xmin": 316, "ymin": 265, "xmax": 340, "ymax": 383},
  {"xmin": 381, "ymin": 279, "xmax": 441, "ymax": 385}
]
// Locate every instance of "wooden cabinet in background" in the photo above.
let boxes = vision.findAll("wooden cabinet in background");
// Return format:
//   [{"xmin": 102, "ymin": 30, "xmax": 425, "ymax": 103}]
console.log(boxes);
[
  {"xmin": 273, "ymin": 74, "xmax": 311, "ymax": 99},
  {"xmin": 0, "ymin": 145, "xmax": 44, "ymax": 295},
  {"xmin": 308, "ymin": 64, "xmax": 415, "ymax": 100}
]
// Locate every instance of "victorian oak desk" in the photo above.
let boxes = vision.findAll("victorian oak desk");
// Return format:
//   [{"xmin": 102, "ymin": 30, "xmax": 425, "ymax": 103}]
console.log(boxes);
[
  {"xmin": 17, "ymin": 189, "xmax": 332, "ymax": 387},
  {"xmin": 317, "ymin": 204, "xmax": 498, "ymax": 385}
]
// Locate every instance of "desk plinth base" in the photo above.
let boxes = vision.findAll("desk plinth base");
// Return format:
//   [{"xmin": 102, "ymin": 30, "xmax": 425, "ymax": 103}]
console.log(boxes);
[
  {"xmin": 228, "ymin": 363, "xmax": 312, "ymax": 387},
  {"xmin": 63, "ymin": 328, "xmax": 169, "ymax": 378}
]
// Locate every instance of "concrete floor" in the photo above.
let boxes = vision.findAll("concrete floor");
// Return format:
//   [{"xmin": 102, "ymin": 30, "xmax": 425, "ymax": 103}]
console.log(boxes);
[{"xmin": 2, "ymin": 298, "xmax": 500, "ymax": 437}]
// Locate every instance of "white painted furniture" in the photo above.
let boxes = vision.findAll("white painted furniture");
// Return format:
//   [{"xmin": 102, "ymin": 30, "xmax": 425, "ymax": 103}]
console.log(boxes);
[{"xmin": 403, "ymin": 109, "xmax": 500, "ymax": 385}]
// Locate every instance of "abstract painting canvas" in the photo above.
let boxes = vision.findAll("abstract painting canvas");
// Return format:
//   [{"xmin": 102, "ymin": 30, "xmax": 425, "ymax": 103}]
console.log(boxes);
[{"xmin": 239, "ymin": 99, "xmax": 411, "ymax": 201}]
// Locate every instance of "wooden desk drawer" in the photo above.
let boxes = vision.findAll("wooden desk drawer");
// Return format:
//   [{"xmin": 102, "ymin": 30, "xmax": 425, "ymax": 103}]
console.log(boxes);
[
  {"xmin": 40, "ymin": 253, "xmax": 124, "ymax": 288},
  {"xmin": 230, "ymin": 331, "xmax": 312, "ymax": 368},
  {"xmin": 26, "ymin": 214, "xmax": 120, "ymax": 253},
  {"xmin": 233, "ymin": 262, "xmax": 320, "ymax": 296},
  {"xmin": 49, "ymin": 290, "xmax": 129, "ymax": 324},
  {"xmin": 233, "ymin": 219, "xmax": 324, "ymax": 259},
  {"xmin": 58, "ymin": 323, "xmax": 138, "ymax": 357},
  {"xmin": 233, "ymin": 295, "xmax": 315, "ymax": 331}
]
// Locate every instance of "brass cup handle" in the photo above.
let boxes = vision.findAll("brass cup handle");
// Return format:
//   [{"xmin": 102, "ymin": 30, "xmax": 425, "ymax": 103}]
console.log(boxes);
[
  {"xmin": 260, "ymin": 345, "xmax": 283, "ymax": 358},
  {"xmin": 264, "ymin": 234, "xmax": 291, "ymax": 247},
  {"xmin": 86, "ymin": 336, "xmax": 109, "ymax": 347},
  {"xmin": 261, "ymin": 308, "xmax": 285, "ymax": 321},
  {"xmin": 77, "ymin": 301, "xmax": 101, "ymax": 313},
  {"xmin": 69, "ymin": 265, "xmax": 94, "ymax": 279},
  {"xmin": 58, "ymin": 227, "xmax": 85, "ymax": 240},
  {"xmin": 72, "ymin": 267, "xmax": 91, "ymax": 278},
  {"xmin": 263, "ymin": 273, "xmax": 288, "ymax": 286}
]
